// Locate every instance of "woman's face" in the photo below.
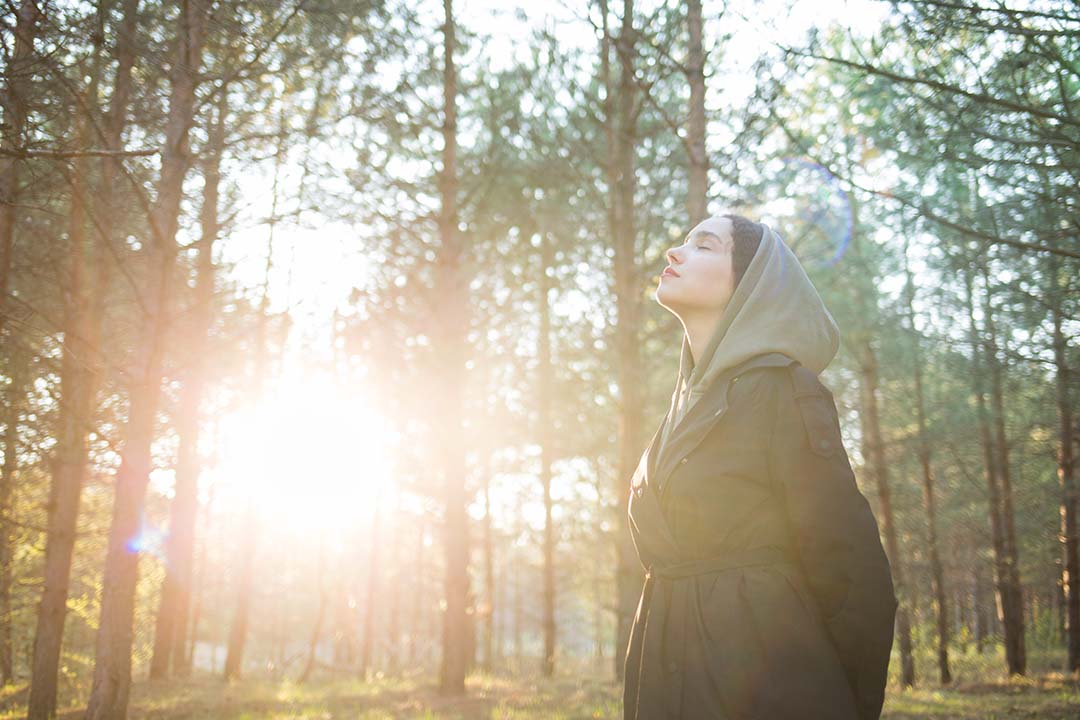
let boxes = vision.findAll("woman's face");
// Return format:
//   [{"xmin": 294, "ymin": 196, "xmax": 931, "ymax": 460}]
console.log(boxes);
[{"xmin": 655, "ymin": 218, "xmax": 736, "ymax": 317}]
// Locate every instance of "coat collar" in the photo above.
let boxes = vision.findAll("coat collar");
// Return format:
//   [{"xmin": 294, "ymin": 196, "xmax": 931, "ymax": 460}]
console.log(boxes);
[{"xmin": 646, "ymin": 352, "xmax": 797, "ymax": 501}]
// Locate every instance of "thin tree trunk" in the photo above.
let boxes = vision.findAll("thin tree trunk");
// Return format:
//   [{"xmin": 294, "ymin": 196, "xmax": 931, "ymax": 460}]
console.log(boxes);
[
  {"xmin": 974, "ymin": 563, "xmax": 987, "ymax": 654},
  {"xmin": 1049, "ymin": 255, "xmax": 1079, "ymax": 671},
  {"xmin": 481, "ymin": 466, "xmax": 495, "ymax": 671},
  {"xmin": 29, "ymin": 0, "xmax": 138, "ymax": 708},
  {"xmin": 409, "ymin": 522, "xmax": 424, "ymax": 668},
  {"xmin": 685, "ymin": 0, "xmax": 707, "ymax": 224},
  {"xmin": 512, "ymin": 554, "xmax": 522, "ymax": 665},
  {"xmin": 963, "ymin": 266, "xmax": 1024, "ymax": 676},
  {"xmin": 0, "ymin": 0, "xmax": 39, "ymax": 341},
  {"xmin": 186, "ymin": 481, "xmax": 213, "ymax": 674},
  {"xmin": 386, "ymin": 495, "xmax": 402, "ymax": 677},
  {"xmin": 435, "ymin": 0, "xmax": 471, "ymax": 695},
  {"xmin": 84, "ymin": 2, "xmax": 210, "ymax": 716},
  {"xmin": 980, "ymin": 264, "xmax": 1027, "ymax": 675},
  {"xmin": 149, "ymin": 81, "xmax": 226, "ymax": 682},
  {"xmin": 359, "ymin": 488, "xmax": 383, "ymax": 681},
  {"xmin": 299, "ymin": 535, "xmax": 328, "ymax": 684},
  {"xmin": 857, "ymin": 338, "xmax": 915, "ymax": 687},
  {"xmin": 901, "ymin": 248, "xmax": 951, "ymax": 684},
  {"xmin": 0, "ymin": 0, "xmax": 39, "ymax": 685},
  {"xmin": 537, "ymin": 229, "xmax": 556, "ymax": 678},
  {"xmin": 28, "ymin": 41, "xmax": 102, "ymax": 718},
  {"xmin": 601, "ymin": 0, "xmax": 646, "ymax": 680},
  {"xmin": 0, "ymin": 349, "xmax": 25, "ymax": 687}
]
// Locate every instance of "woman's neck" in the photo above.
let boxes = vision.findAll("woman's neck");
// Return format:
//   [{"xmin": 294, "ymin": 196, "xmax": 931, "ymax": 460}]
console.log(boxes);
[{"xmin": 682, "ymin": 309, "xmax": 724, "ymax": 367}]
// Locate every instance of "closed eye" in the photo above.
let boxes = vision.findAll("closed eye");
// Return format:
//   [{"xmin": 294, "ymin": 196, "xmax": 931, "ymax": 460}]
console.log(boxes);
[{"xmin": 696, "ymin": 245, "xmax": 710, "ymax": 250}]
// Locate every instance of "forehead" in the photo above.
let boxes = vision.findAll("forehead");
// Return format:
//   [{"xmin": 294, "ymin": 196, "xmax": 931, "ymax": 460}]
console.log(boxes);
[
  {"xmin": 686, "ymin": 217, "xmax": 734, "ymax": 245},
  {"xmin": 687, "ymin": 229, "xmax": 732, "ymax": 247}
]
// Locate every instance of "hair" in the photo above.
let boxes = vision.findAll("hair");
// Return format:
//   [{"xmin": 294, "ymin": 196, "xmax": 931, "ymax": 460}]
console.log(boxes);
[
  {"xmin": 690, "ymin": 214, "xmax": 764, "ymax": 289},
  {"xmin": 723, "ymin": 214, "xmax": 764, "ymax": 288}
]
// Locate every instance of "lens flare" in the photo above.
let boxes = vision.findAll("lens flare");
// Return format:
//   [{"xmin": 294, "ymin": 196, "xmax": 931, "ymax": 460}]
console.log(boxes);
[{"xmin": 775, "ymin": 157, "xmax": 853, "ymax": 269}]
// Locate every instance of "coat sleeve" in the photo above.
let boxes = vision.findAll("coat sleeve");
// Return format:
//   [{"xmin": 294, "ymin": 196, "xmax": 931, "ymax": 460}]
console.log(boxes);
[{"xmin": 767, "ymin": 365, "xmax": 899, "ymax": 720}]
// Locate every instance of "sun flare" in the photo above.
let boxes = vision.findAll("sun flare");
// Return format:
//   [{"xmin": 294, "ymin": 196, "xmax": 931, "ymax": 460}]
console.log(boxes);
[{"xmin": 208, "ymin": 368, "xmax": 395, "ymax": 534}]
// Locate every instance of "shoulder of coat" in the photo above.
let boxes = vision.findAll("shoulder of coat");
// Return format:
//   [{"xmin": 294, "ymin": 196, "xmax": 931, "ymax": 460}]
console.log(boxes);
[{"xmin": 784, "ymin": 363, "xmax": 842, "ymax": 456}]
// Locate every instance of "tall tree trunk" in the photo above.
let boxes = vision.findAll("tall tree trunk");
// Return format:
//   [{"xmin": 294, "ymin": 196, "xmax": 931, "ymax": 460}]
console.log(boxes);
[
  {"xmin": 298, "ymin": 534, "xmax": 328, "ymax": 684},
  {"xmin": 0, "ymin": 0, "xmax": 40, "ymax": 688},
  {"xmin": 901, "ymin": 247, "xmax": 951, "ymax": 684},
  {"xmin": 435, "ymin": 0, "xmax": 471, "ymax": 695},
  {"xmin": 186, "ymin": 482, "xmax": 213, "ymax": 674},
  {"xmin": 0, "ymin": 0, "xmax": 39, "ymax": 341},
  {"xmin": 27, "ymin": 24, "xmax": 104, "ymax": 715},
  {"xmin": 857, "ymin": 338, "xmax": 915, "ymax": 687},
  {"xmin": 1049, "ymin": 255, "xmax": 1079, "ymax": 671},
  {"xmin": 359, "ymin": 488, "xmax": 383, "ymax": 681},
  {"xmin": 84, "ymin": 3, "xmax": 210, "ymax": 715},
  {"xmin": 980, "ymin": 263, "xmax": 1027, "ymax": 675},
  {"xmin": 963, "ymin": 265, "xmax": 1025, "ymax": 676},
  {"xmin": 685, "ymin": 0, "xmax": 707, "ymax": 224},
  {"xmin": 538, "ymin": 229, "xmax": 556, "ymax": 678},
  {"xmin": 974, "ymin": 562, "xmax": 987, "ymax": 654},
  {"xmin": 0, "ymin": 349, "xmax": 25, "ymax": 687},
  {"xmin": 149, "ymin": 85, "xmax": 226, "ymax": 681},
  {"xmin": 222, "ymin": 500, "xmax": 256, "ymax": 681},
  {"xmin": 409, "ymin": 522, "xmax": 424, "ymax": 668},
  {"xmin": 386, "ymin": 495, "xmax": 402, "ymax": 677},
  {"xmin": 601, "ymin": 0, "xmax": 645, "ymax": 680},
  {"xmin": 481, "ymin": 464, "xmax": 495, "ymax": 672},
  {"xmin": 30, "ymin": 0, "xmax": 139, "ymax": 708}
]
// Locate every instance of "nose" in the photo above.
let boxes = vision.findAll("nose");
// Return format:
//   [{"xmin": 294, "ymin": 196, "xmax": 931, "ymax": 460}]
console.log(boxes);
[{"xmin": 666, "ymin": 245, "xmax": 683, "ymax": 265}]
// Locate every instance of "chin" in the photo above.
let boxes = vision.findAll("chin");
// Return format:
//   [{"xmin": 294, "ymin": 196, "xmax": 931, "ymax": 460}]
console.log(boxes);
[{"xmin": 654, "ymin": 285, "xmax": 683, "ymax": 312}]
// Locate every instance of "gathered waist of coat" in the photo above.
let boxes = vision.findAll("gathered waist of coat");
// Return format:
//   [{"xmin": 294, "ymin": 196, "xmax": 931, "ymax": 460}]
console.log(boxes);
[{"xmin": 645, "ymin": 545, "xmax": 794, "ymax": 581}]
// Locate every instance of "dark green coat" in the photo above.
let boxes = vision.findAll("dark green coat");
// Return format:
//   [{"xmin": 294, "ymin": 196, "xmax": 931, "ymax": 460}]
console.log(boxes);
[{"xmin": 623, "ymin": 352, "xmax": 897, "ymax": 720}]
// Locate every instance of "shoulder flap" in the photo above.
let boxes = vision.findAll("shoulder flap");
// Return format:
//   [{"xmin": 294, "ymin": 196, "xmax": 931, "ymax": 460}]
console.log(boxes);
[{"xmin": 785, "ymin": 363, "xmax": 840, "ymax": 458}]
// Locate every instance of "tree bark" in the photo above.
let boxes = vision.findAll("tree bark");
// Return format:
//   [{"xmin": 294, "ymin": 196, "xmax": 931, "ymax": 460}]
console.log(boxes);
[
  {"xmin": 963, "ymin": 265, "xmax": 1025, "ymax": 676},
  {"xmin": 0, "ymin": 0, "xmax": 39, "ymax": 342},
  {"xmin": 537, "ymin": 229, "xmax": 557, "ymax": 678},
  {"xmin": 902, "ymin": 247, "xmax": 951, "ymax": 684},
  {"xmin": 27, "ymin": 12, "xmax": 105, "ymax": 712},
  {"xmin": 0, "ymin": 350, "xmax": 25, "ymax": 688},
  {"xmin": 149, "ymin": 84, "xmax": 226, "ymax": 681},
  {"xmin": 980, "ymin": 263, "xmax": 1027, "ymax": 675},
  {"xmin": 434, "ymin": 0, "xmax": 471, "ymax": 696},
  {"xmin": 1049, "ymin": 254, "xmax": 1079, "ymax": 672},
  {"xmin": 857, "ymin": 337, "xmax": 915, "ymax": 687},
  {"xmin": 601, "ymin": 0, "xmax": 646, "ymax": 680},
  {"xmin": 481, "ymin": 464, "xmax": 495, "ymax": 671},
  {"xmin": 84, "ymin": 1, "xmax": 211, "ymax": 717},
  {"xmin": 359, "ymin": 488, "xmax": 383, "ymax": 681},
  {"xmin": 0, "ymin": 0, "xmax": 39, "ymax": 689},
  {"xmin": 685, "ymin": 0, "xmax": 707, "ymax": 224},
  {"xmin": 30, "ymin": 0, "xmax": 139, "ymax": 705},
  {"xmin": 298, "ymin": 535, "xmax": 328, "ymax": 684}
]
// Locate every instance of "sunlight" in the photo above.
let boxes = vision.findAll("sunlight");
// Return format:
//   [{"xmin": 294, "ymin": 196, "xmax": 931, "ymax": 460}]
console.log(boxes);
[{"xmin": 208, "ymin": 368, "xmax": 396, "ymax": 535}]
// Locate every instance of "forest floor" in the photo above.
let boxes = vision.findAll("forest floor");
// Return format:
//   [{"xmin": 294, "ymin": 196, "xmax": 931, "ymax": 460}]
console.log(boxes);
[{"xmin": 3, "ymin": 671, "xmax": 1080, "ymax": 719}]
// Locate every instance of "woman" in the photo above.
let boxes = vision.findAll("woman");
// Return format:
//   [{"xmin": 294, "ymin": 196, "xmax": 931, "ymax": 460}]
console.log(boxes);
[{"xmin": 623, "ymin": 214, "xmax": 898, "ymax": 720}]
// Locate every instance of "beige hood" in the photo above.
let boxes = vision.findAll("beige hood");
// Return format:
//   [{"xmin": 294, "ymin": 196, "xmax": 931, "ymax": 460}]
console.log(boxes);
[{"xmin": 654, "ymin": 218, "xmax": 840, "ymax": 460}]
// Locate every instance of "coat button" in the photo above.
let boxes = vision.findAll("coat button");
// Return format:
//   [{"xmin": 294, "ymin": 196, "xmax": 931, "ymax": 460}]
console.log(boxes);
[
  {"xmin": 633, "ymin": 485, "xmax": 644, "ymax": 497},
  {"xmin": 680, "ymin": 457, "xmax": 688, "ymax": 464},
  {"xmin": 668, "ymin": 661, "xmax": 679, "ymax": 674},
  {"xmin": 817, "ymin": 439, "xmax": 831, "ymax": 451}
]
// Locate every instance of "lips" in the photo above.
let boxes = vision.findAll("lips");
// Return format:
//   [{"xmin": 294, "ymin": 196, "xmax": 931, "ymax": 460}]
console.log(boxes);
[{"xmin": 662, "ymin": 267, "xmax": 680, "ymax": 278}]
